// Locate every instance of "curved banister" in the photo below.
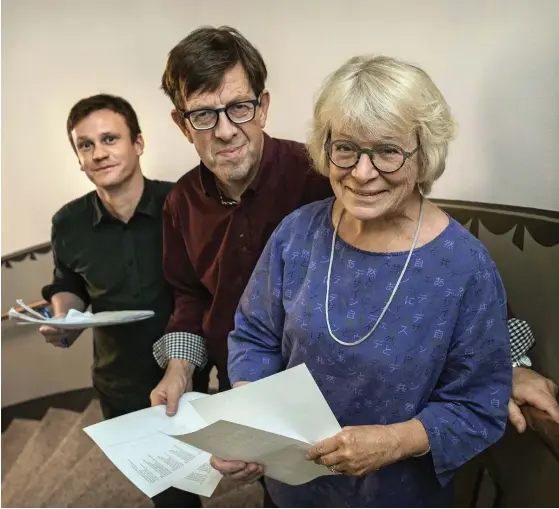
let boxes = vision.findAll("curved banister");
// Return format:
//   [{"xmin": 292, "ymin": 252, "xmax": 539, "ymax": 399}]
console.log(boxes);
[
  {"xmin": 2, "ymin": 242, "xmax": 52, "ymax": 319},
  {"xmin": 1, "ymin": 241, "xmax": 51, "ymax": 268},
  {"xmin": 522, "ymin": 405, "xmax": 559, "ymax": 461}
]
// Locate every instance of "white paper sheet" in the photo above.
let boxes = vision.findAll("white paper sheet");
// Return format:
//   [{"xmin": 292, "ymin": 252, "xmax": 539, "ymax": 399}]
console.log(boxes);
[
  {"xmin": 189, "ymin": 363, "xmax": 342, "ymax": 443},
  {"xmin": 83, "ymin": 392, "xmax": 221, "ymax": 498},
  {"xmin": 173, "ymin": 420, "xmax": 334, "ymax": 485},
  {"xmin": 9, "ymin": 305, "xmax": 154, "ymax": 329}
]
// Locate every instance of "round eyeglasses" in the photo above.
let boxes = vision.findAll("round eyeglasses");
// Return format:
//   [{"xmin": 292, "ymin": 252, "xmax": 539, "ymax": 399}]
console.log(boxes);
[
  {"xmin": 325, "ymin": 138, "xmax": 419, "ymax": 173},
  {"xmin": 181, "ymin": 98, "xmax": 260, "ymax": 131}
]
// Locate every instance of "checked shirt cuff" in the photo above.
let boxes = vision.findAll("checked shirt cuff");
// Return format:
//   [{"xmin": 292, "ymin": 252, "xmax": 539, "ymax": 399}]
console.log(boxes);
[
  {"xmin": 508, "ymin": 318, "xmax": 535, "ymax": 367},
  {"xmin": 153, "ymin": 332, "xmax": 208, "ymax": 370}
]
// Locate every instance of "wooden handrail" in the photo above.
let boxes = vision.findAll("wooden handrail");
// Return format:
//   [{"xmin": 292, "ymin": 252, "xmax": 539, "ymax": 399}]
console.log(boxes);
[
  {"xmin": 1, "ymin": 241, "xmax": 51, "ymax": 268},
  {"xmin": 1, "ymin": 299, "xmax": 49, "ymax": 321},
  {"xmin": 522, "ymin": 404, "xmax": 559, "ymax": 461},
  {"xmin": 1, "ymin": 241, "xmax": 51, "ymax": 262}
]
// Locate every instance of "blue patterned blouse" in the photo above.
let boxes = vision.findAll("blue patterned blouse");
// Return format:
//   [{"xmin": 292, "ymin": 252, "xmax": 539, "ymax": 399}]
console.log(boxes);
[{"xmin": 228, "ymin": 198, "xmax": 512, "ymax": 508}]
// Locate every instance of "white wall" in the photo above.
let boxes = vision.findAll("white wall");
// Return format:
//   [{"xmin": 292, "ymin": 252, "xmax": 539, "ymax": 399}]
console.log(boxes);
[
  {"xmin": 1, "ymin": 253, "xmax": 94, "ymax": 407},
  {"xmin": 2, "ymin": 0, "xmax": 558, "ymax": 256},
  {"xmin": 1, "ymin": 322, "xmax": 94, "ymax": 407}
]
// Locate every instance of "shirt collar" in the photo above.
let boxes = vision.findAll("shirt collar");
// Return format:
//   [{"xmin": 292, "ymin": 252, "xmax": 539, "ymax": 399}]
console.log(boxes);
[
  {"xmin": 198, "ymin": 132, "xmax": 276, "ymax": 205},
  {"xmin": 92, "ymin": 177, "xmax": 159, "ymax": 226}
]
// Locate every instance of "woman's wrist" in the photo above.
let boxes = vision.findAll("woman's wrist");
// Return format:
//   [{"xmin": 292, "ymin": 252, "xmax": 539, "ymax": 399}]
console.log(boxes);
[{"xmin": 389, "ymin": 419, "xmax": 430, "ymax": 460}]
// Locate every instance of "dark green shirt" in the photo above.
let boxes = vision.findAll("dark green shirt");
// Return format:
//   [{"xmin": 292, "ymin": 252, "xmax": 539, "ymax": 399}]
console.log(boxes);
[{"xmin": 42, "ymin": 178, "xmax": 174, "ymax": 410}]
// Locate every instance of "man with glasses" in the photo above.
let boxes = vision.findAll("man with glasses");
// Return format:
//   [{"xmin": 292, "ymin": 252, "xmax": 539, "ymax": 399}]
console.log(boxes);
[
  {"xmin": 149, "ymin": 26, "xmax": 332, "ymax": 420},
  {"xmin": 148, "ymin": 27, "xmax": 332, "ymax": 507},
  {"xmin": 150, "ymin": 26, "xmax": 558, "ymax": 479}
]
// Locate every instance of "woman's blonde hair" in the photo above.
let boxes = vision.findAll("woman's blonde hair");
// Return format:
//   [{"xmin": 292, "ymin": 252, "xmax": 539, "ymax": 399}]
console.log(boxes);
[{"xmin": 307, "ymin": 55, "xmax": 456, "ymax": 194}]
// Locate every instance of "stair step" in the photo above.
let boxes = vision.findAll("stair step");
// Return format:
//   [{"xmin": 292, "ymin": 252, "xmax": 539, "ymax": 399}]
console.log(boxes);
[
  {"xmin": 2, "ymin": 408, "xmax": 80, "ymax": 507},
  {"xmin": 68, "ymin": 467, "xmax": 153, "ymax": 508},
  {"xmin": 42, "ymin": 445, "xmax": 117, "ymax": 507},
  {"xmin": 1, "ymin": 418, "xmax": 40, "ymax": 481},
  {"xmin": 14, "ymin": 400, "xmax": 103, "ymax": 507}
]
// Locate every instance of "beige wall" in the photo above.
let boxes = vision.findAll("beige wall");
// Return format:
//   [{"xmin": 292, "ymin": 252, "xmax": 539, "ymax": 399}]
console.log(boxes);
[
  {"xmin": 1, "ymin": 253, "xmax": 93, "ymax": 407},
  {"xmin": 1, "ymin": 321, "xmax": 93, "ymax": 407},
  {"xmin": 2, "ymin": 0, "xmax": 559, "ymax": 256}
]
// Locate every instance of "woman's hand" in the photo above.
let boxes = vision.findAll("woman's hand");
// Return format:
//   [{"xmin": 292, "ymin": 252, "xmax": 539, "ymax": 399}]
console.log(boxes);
[
  {"xmin": 209, "ymin": 456, "xmax": 264, "ymax": 484},
  {"xmin": 306, "ymin": 420, "xmax": 429, "ymax": 477}
]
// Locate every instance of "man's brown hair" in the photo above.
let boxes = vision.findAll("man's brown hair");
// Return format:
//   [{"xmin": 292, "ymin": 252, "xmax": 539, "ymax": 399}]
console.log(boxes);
[
  {"xmin": 161, "ymin": 26, "xmax": 268, "ymax": 110},
  {"xmin": 66, "ymin": 94, "xmax": 141, "ymax": 151}
]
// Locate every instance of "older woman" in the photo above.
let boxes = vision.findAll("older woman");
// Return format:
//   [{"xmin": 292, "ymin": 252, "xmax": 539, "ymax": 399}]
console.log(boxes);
[{"xmin": 212, "ymin": 55, "xmax": 512, "ymax": 507}]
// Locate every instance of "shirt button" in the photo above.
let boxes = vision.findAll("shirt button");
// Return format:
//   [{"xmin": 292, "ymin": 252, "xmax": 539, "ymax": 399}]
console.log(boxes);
[
  {"xmin": 127, "ymin": 260, "xmax": 133, "ymax": 267},
  {"xmin": 239, "ymin": 234, "xmax": 245, "ymax": 238},
  {"xmin": 241, "ymin": 246, "xmax": 248, "ymax": 253}
]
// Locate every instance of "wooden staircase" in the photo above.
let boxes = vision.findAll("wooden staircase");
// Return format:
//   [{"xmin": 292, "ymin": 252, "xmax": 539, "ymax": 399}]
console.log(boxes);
[{"xmin": 1, "ymin": 400, "xmax": 263, "ymax": 507}]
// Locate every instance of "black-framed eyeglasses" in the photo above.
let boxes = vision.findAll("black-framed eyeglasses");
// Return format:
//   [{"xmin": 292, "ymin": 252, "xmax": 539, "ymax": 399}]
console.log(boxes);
[
  {"xmin": 180, "ymin": 98, "xmax": 260, "ymax": 131},
  {"xmin": 325, "ymin": 135, "xmax": 419, "ymax": 173}
]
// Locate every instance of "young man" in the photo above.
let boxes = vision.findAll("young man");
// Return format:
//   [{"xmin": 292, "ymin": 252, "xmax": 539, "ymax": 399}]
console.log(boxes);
[{"xmin": 40, "ymin": 94, "xmax": 202, "ymax": 508}]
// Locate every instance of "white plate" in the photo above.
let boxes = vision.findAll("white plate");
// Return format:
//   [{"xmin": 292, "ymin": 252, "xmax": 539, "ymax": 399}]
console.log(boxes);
[{"xmin": 13, "ymin": 310, "xmax": 155, "ymax": 329}]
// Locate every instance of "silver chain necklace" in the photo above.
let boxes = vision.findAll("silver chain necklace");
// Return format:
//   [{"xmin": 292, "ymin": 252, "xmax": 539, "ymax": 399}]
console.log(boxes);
[{"xmin": 325, "ymin": 197, "xmax": 425, "ymax": 347}]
